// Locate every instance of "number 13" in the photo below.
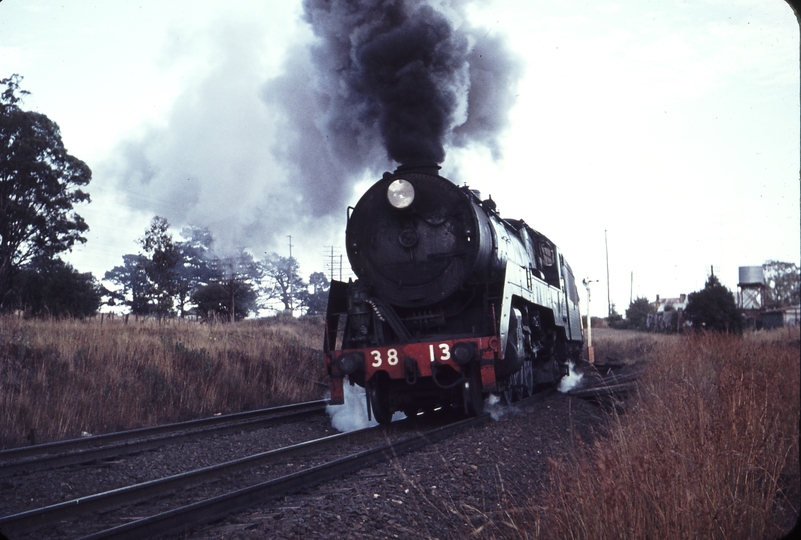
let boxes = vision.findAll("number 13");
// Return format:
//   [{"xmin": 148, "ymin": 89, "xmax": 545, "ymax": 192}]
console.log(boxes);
[{"xmin": 429, "ymin": 343, "xmax": 450, "ymax": 362}]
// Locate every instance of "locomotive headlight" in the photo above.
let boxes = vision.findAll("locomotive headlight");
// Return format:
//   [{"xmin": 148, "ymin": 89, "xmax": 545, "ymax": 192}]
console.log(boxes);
[{"xmin": 387, "ymin": 179, "xmax": 415, "ymax": 209}]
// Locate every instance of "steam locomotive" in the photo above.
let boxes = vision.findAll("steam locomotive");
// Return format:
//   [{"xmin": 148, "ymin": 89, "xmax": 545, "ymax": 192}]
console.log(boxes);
[{"xmin": 324, "ymin": 164, "xmax": 583, "ymax": 424}]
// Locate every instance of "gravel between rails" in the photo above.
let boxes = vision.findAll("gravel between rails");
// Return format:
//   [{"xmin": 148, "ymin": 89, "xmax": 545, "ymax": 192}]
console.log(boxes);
[
  {"xmin": 183, "ymin": 391, "xmax": 606, "ymax": 539},
  {"xmin": 1, "ymin": 391, "xmax": 608, "ymax": 540},
  {"xmin": 2, "ymin": 408, "xmax": 474, "ymax": 539},
  {"xmin": 0, "ymin": 414, "xmax": 338, "ymax": 518}
]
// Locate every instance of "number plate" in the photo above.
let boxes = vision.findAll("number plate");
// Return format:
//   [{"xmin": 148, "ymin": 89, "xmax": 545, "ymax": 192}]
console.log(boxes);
[{"xmin": 357, "ymin": 337, "xmax": 496, "ymax": 378}]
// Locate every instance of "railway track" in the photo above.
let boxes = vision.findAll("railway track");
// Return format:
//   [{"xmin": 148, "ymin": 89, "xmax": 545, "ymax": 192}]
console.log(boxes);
[
  {"xmin": 0, "ymin": 406, "xmax": 484, "ymax": 540},
  {"xmin": 0, "ymin": 368, "xmax": 641, "ymax": 540},
  {"xmin": 566, "ymin": 360, "xmax": 644, "ymax": 408},
  {"xmin": 0, "ymin": 400, "xmax": 327, "ymax": 477}
]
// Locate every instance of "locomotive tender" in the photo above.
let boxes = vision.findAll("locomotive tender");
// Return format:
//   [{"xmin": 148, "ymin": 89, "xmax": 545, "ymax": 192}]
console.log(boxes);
[{"xmin": 324, "ymin": 164, "xmax": 583, "ymax": 424}]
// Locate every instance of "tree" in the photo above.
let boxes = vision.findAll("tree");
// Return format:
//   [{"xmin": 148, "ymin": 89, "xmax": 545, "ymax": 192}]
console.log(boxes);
[
  {"xmin": 103, "ymin": 254, "xmax": 150, "ymax": 314},
  {"xmin": 607, "ymin": 303, "xmax": 626, "ymax": 329},
  {"xmin": 684, "ymin": 275, "xmax": 743, "ymax": 334},
  {"xmin": 139, "ymin": 216, "xmax": 180, "ymax": 318},
  {"xmin": 0, "ymin": 75, "xmax": 91, "ymax": 311},
  {"xmin": 204, "ymin": 249, "xmax": 263, "ymax": 322},
  {"xmin": 626, "ymin": 296, "xmax": 655, "ymax": 331},
  {"xmin": 301, "ymin": 271, "xmax": 330, "ymax": 316},
  {"xmin": 260, "ymin": 253, "xmax": 307, "ymax": 313},
  {"xmin": 10, "ymin": 256, "xmax": 101, "ymax": 318},
  {"xmin": 174, "ymin": 226, "xmax": 216, "ymax": 317},
  {"xmin": 103, "ymin": 226, "xmax": 269, "ymax": 319},
  {"xmin": 763, "ymin": 260, "xmax": 800, "ymax": 308},
  {"xmin": 191, "ymin": 279, "xmax": 258, "ymax": 322}
]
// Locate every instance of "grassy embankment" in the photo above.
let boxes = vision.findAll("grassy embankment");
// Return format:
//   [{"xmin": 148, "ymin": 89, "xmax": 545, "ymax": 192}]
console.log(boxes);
[
  {"xmin": 504, "ymin": 328, "xmax": 800, "ymax": 539},
  {"xmin": 2, "ymin": 317, "xmax": 797, "ymax": 537},
  {"xmin": 0, "ymin": 315, "xmax": 326, "ymax": 449}
]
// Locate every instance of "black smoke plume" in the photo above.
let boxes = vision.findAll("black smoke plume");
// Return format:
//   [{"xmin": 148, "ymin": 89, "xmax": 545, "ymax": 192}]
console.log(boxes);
[{"xmin": 300, "ymin": 0, "xmax": 521, "ymax": 166}]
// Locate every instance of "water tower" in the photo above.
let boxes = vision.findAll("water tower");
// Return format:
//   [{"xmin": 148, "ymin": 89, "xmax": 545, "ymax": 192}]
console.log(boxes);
[{"xmin": 738, "ymin": 266, "xmax": 765, "ymax": 310}]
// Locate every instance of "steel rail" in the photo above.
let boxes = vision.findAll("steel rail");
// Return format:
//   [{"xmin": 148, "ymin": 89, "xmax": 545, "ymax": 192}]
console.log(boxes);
[
  {"xmin": 75, "ymin": 413, "xmax": 493, "ymax": 540},
  {"xmin": 566, "ymin": 366, "xmax": 643, "ymax": 404},
  {"xmin": 2, "ymin": 385, "xmax": 566, "ymax": 539},
  {"xmin": 0, "ymin": 400, "xmax": 327, "ymax": 462},
  {"xmin": 567, "ymin": 381, "xmax": 638, "ymax": 399},
  {"xmin": 0, "ymin": 401, "xmax": 328, "ymax": 476},
  {"xmin": 0, "ymin": 424, "xmax": 379, "ymax": 538}
]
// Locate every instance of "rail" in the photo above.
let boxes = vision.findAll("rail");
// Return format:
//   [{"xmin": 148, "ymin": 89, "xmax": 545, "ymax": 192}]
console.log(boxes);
[{"xmin": 0, "ymin": 400, "xmax": 328, "ymax": 476}]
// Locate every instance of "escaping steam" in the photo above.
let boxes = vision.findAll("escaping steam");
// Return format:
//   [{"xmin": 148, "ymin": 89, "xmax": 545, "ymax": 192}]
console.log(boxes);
[
  {"xmin": 558, "ymin": 361, "xmax": 584, "ymax": 393},
  {"xmin": 326, "ymin": 381, "xmax": 378, "ymax": 432},
  {"xmin": 326, "ymin": 380, "xmax": 403, "ymax": 431}
]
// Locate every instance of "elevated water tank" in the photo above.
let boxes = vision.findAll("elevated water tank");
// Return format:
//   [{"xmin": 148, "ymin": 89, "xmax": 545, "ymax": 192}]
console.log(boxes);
[
  {"xmin": 738, "ymin": 266, "xmax": 765, "ymax": 310},
  {"xmin": 739, "ymin": 266, "xmax": 764, "ymax": 285}
]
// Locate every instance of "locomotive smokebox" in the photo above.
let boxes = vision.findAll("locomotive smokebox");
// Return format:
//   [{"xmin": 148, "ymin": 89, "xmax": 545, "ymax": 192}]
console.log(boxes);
[
  {"xmin": 346, "ymin": 165, "xmax": 493, "ymax": 308},
  {"xmin": 393, "ymin": 162, "xmax": 441, "ymax": 176}
]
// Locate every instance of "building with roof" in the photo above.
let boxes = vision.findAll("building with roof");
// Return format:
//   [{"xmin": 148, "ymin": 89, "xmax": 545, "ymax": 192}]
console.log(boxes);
[{"xmin": 646, "ymin": 294, "xmax": 688, "ymax": 333}]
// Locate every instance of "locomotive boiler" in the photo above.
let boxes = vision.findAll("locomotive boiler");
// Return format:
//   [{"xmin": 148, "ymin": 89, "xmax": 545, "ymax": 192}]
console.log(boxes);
[{"xmin": 324, "ymin": 164, "xmax": 583, "ymax": 424}]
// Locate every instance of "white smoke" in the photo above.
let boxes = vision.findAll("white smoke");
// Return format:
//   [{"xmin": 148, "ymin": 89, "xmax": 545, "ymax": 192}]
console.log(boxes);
[
  {"xmin": 484, "ymin": 393, "xmax": 505, "ymax": 420},
  {"xmin": 108, "ymin": 2, "xmax": 521, "ymax": 259},
  {"xmin": 327, "ymin": 381, "xmax": 530, "ymax": 428},
  {"xmin": 326, "ymin": 380, "xmax": 377, "ymax": 432},
  {"xmin": 558, "ymin": 361, "xmax": 584, "ymax": 393},
  {"xmin": 326, "ymin": 380, "xmax": 405, "ymax": 432}
]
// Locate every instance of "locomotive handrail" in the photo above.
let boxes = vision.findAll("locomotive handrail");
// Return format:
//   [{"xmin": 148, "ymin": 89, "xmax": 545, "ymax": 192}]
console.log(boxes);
[{"xmin": 368, "ymin": 297, "xmax": 412, "ymax": 342}]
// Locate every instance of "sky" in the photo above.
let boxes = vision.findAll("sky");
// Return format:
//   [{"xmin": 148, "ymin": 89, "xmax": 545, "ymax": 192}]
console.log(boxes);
[{"xmin": 0, "ymin": 0, "xmax": 798, "ymax": 317}]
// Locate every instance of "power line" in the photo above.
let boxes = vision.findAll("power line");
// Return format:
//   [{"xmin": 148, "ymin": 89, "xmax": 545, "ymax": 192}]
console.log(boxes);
[{"xmin": 322, "ymin": 246, "xmax": 354, "ymax": 282}]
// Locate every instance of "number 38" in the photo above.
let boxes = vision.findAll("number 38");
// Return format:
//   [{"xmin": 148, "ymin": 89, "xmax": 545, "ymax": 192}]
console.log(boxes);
[{"xmin": 370, "ymin": 349, "xmax": 398, "ymax": 368}]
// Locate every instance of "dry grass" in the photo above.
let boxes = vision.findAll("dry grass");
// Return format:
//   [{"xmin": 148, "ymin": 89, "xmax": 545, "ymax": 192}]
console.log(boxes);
[
  {"xmin": 3, "ymin": 316, "xmax": 797, "ymax": 538},
  {"xmin": 540, "ymin": 329, "xmax": 799, "ymax": 539},
  {"xmin": 0, "ymin": 315, "xmax": 326, "ymax": 449},
  {"xmin": 589, "ymin": 326, "xmax": 677, "ymax": 365},
  {"xmin": 476, "ymin": 328, "xmax": 800, "ymax": 540}
]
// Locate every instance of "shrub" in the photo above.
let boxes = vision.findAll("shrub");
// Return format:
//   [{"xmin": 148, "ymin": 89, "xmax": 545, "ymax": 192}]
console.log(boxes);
[{"xmin": 685, "ymin": 275, "xmax": 743, "ymax": 334}]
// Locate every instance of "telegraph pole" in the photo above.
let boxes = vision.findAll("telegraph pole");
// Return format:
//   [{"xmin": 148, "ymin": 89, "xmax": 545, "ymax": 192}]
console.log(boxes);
[
  {"xmin": 583, "ymin": 278, "xmax": 598, "ymax": 363},
  {"xmin": 630, "ymin": 271, "xmax": 634, "ymax": 306},
  {"xmin": 287, "ymin": 236, "xmax": 293, "ymax": 312},
  {"xmin": 605, "ymin": 230, "xmax": 611, "ymax": 317}
]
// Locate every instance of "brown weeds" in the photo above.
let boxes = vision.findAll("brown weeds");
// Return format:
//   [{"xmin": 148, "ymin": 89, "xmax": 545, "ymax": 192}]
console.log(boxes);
[
  {"xmin": 0, "ymin": 315, "xmax": 326, "ymax": 448},
  {"xmin": 532, "ymin": 330, "xmax": 800, "ymax": 539}
]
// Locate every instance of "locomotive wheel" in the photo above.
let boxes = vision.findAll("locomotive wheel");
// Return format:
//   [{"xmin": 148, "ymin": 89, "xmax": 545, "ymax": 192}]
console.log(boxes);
[
  {"xmin": 368, "ymin": 380, "xmax": 393, "ymax": 426},
  {"xmin": 501, "ymin": 383, "xmax": 514, "ymax": 405},
  {"xmin": 521, "ymin": 361, "xmax": 535, "ymax": 398},
  {"xmin": 464, "ymin": 365, "xmax": 484, "ymax": 417},
  {"xmin": 502, "ymin": 367, "xmax": 525, "ymax": 405}
]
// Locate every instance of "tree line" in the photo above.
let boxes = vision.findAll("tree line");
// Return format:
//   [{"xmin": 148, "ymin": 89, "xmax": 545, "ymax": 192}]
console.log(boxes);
[
  {"xmin": 0, "ymin": 74, "xmax": 328, "ymax": 320},
  {"xmin": 614, "ymin": 260, "xmax": 800, "ymax": 334},
  {"xmin": 2, "ymin": 73, "xmax": 798, "ymax": 323},
  {"xmin": 103, "ymin": 217, "xmax": 330, "ymax": 321}
]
